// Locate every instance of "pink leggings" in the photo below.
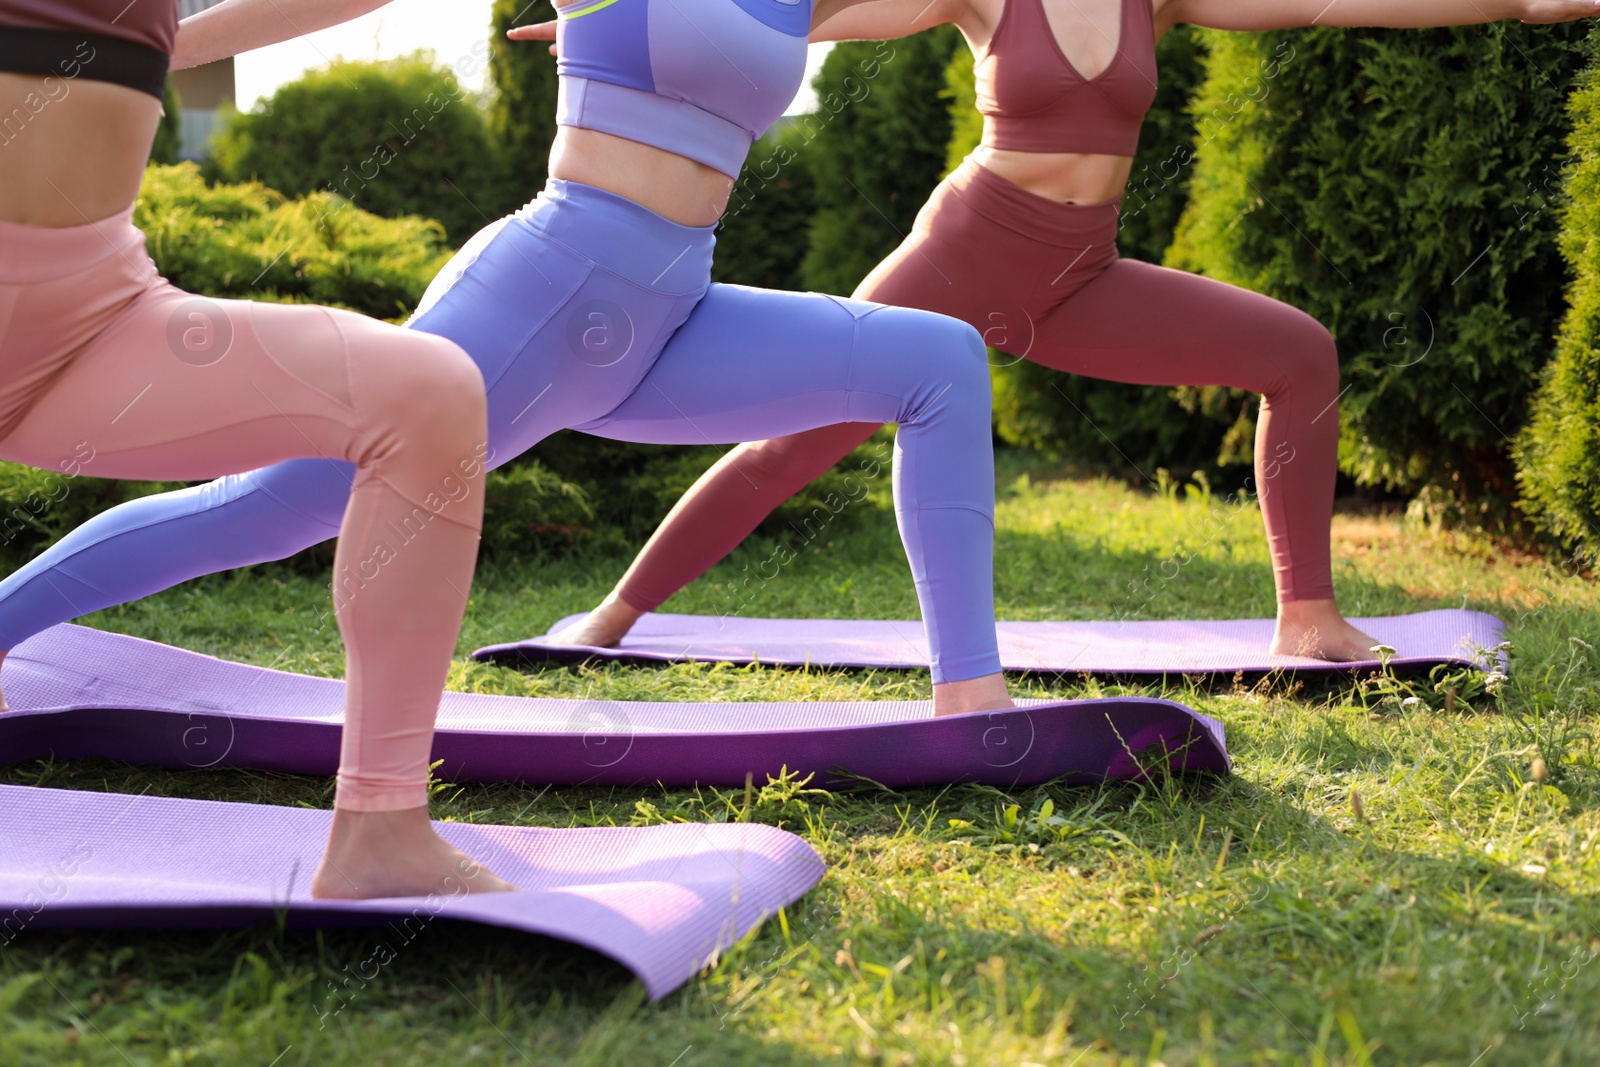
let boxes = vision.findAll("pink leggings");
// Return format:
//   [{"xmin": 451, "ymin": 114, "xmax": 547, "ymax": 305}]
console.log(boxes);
[
  {"xmin": 0, "ymin": 209, "xmax": 487, "ymax": 812},
  {"xmin": 616, "ymin": 157, "xmax": 1340, "ymax": 612}
]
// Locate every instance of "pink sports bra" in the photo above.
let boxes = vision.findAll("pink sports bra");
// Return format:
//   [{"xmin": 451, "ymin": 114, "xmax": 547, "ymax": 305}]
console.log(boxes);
[
  {"xmin": 975, "ymin": 0, "xmax": 1157, "ymax": 158},
  {"xmin": 0, "ymin": 0, "xmax": 177, "ymax": 98}
]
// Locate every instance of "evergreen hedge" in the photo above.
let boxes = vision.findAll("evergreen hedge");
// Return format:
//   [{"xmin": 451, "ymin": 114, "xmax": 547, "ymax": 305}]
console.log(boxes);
[
  {"xmin": 941, "ymin": 29, "xmax": 1229, "ymax": 474},
  {"xmin": 1516, "ymin": 28, "xmax": 1600, "ymax": 556},
  {"xmin": 1168, "ymin": 24, "xmax": 1590, "ymax": 513},
  {"xmin": 487, "ymin": 0, "xmax": 559, "ymax": 217},
  {"xmin": 207, "ymin": 53, "xmax": 499, "ymax": 244},
  {"xmin": 800, "ymin": 30, "xmax": 964, "ymax": 295},
  {"xmin": 716, "ymin": 125, "xmax": 817, "ymax": 291}
]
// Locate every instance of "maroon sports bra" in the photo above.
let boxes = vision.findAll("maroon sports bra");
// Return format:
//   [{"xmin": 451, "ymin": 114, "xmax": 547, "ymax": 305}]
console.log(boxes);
[
  {"xmin": 0, "ymin": 0, "xmax": 177, "ymax": 98},
  {"xmin": 975, "ymin": 0, "xmax": 1158, "ymax": 158}
]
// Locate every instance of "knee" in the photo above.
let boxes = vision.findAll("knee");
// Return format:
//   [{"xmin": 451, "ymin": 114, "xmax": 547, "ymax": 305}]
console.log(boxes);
[
  {"xmin": 367, "ymin": 332, "xmax": 487, "ymax": 454},
  {"xmin": 861, "ymin": 307, "xmax": 990, "ymax": 414},
  {"xmin": 1273, "ymin": 308, "xmax": 1340, "ymax": 399}
]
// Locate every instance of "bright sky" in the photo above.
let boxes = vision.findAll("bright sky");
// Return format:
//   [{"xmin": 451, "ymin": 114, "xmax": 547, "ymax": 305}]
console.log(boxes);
[{"xmin": 234, "ymin": 0, "xmax": 830, "ymax": 115}]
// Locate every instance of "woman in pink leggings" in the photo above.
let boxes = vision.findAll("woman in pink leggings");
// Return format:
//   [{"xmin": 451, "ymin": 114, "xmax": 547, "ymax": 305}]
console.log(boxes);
[
  {"xmin": 536, "ymin": 0, "xmax": 1596, "ymax": 660},
  {"xmin": 0, "ymin": 1, "xmax": 512, "ymax": 898}
]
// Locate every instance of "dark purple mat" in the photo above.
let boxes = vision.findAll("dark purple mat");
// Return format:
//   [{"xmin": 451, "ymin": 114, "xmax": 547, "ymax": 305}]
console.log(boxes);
[
  {"xmin": 0, "ymin": 784, "xmax": 822, "ymax": 999},
  {"xmin": 1, "ymin": 625, "xmax": 1228, "ymax": 788},
  {"xmin": 476, "ymin": 609, "xmax": 1505, "ymax": 677}
]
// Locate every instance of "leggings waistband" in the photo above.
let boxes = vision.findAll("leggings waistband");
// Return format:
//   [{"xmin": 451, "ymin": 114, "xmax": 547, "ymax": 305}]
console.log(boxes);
[
  {"xmin": 942, "ymin": 156, "xmax": 1122, "ymax": 247},
  {"xmin": 0, "ymin": 206, "xmax": 144, "ymax": 284},
  {"xmin": 516, "ymin": 179, "xmax": 717, "ymax": 295}
]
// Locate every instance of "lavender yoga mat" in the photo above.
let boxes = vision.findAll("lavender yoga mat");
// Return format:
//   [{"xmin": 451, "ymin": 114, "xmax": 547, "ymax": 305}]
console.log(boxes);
[
  {"xmin": 476, "ymin": 609, "xmax": 1505, "ymax": 678},
  {"xmin": 0, "ymin": 625, "xmax": 1228, "ymax": 787},
  {"xmin": 0, "ymin": 784, "xmax": 822, "ymax": 999}
]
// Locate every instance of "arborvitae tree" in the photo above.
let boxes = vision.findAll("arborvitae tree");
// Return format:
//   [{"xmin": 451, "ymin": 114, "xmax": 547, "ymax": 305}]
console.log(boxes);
[
  {"xmin": 1168, "ymin": 24, "xmax": 1590, "ymax": 514},
  {"xmin": 487, "ymin": 0, "xmax": 559, "ymax": 216},
  {"xmin": 207, "ymin": 53, "xmax": 498, "ymax": 244},
  {"xmin": 716, "ymin": 123, "xmax": 817, "ymax": 291},
  {"xmin": 945, "ymin": 29, "xmax": 1232, "ymax": 475},
  {"xmin": 1517, "ymin": 27, "xmax": 1600, "ymax": 556},
  {"xmin": 799, "ymin": 29, "xmax": 963, "ymax": 295}
]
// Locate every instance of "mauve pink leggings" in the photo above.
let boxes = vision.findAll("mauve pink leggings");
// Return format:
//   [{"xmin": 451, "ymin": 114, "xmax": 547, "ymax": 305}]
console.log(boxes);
[
  {"xmin": 0, "ymin": 209, "xmax": 487, "ymax": 812},
  {"xmin": 615, "ymin": 157, "xmax": 1341, "ymax": 612}
]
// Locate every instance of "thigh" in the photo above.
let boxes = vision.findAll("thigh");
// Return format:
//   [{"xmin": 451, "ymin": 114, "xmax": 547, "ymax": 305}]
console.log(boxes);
[
  {"xmin": 1028, "ymin": 260, "xmax": 1319, "ymax": 391},
  {"xmin": 2, "ymin": 284, "xmax": 389, "ymax": 480},
  {"xmin": 405, "ymin": 217, "xmax": 705, "ymax": 464},
  {"xmin": 576, "ymin": 284, "xmax": 907, "ymax": 446}
]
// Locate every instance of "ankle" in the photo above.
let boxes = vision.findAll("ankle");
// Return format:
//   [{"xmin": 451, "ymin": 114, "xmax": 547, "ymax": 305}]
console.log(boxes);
[
  {"xmin": 1277, "ymin": 598, "xmax": 1340, "ymax": 625},
  {"xmin": 596, "ymin": 591, "xmax": 646, "ymax": 626},
  {"xmin": 932, "ymin": 672, "xmax": 1013, "ymax": 717}
]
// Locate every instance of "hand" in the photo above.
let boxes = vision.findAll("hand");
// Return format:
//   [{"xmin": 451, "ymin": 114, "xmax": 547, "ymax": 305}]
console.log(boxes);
[
  {"xmin": 506, "ymin": 19, "xmax": 559, "ymax": 56},
  {"xmin": 1519, "ymin": 0, "xmax": 1600, "ymax": 23}
]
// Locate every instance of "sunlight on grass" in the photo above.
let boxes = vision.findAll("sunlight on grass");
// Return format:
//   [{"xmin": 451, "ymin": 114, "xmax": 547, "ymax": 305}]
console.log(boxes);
[{"xmin": 4, "ymin": 454, "xmax": 1598, "ymax": 1065}]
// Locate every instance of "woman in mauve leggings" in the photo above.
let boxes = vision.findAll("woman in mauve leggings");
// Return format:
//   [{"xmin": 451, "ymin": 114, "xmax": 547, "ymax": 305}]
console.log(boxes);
[
  {"xmin": 548, "ymin": 0, "xmax": 1597, "ymax": 661},
  {"xmin": 0, "ymin": 0, "xmax": 513, "ymax": 898}
]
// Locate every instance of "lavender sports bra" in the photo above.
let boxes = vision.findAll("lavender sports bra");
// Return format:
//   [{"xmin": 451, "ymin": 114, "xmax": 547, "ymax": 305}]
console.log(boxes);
[
  {"xmin": 0, "ymin": 0, "xmax": 176, "ymax": 97},
  {"xmin": 555, "ymin": 0, "xmax": 813, "ymax": 179},
  {"xmin": 976, "ymin": 0, "xmax": 1158, "ymax": 158}
]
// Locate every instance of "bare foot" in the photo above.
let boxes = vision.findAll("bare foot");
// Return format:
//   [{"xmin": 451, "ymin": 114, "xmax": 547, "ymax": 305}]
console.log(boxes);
[
  {"xmin": 311, "ymin": 806, "xmax": 518, "ymax": 900},
  {"xmin": 548, "ymin": 592, "xmax": 644, "ymax": 648},
  {"xmin": 1271, "ymin": 599, "xmax": 1380, "ymax": 662},
  {"xmin": 933, "ymin": 671, "xmax": 1014, "ymax": 717},
  {"xmin": 0, "ymin": 649, "xmax": 9, "ymax": 712}
]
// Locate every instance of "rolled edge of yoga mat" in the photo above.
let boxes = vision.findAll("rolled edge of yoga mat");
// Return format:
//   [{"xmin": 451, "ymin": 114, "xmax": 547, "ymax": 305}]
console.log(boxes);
[{"xmin": 1, "ymin": 625, "xmax": 1230, "ymax": 787}]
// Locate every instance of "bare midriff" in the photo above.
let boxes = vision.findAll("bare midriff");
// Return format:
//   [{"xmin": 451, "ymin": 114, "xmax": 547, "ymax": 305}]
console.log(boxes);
[
  {"xmin": 0, "ymin": 73, "xmax": 160, "ymax": 226},
  {"xmin": 973, "ymin": 145, "xmax": 1135, "ymax": 206},
  {"xmin": 548, "ymin": 125, "xmax": 735, "ymax": 227}
]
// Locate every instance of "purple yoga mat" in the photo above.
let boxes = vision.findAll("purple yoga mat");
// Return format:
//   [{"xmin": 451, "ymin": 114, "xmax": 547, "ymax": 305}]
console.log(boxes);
[
  {"xmin": 476, "ymin": 609, "xmax": 1505, "ymax": 678},
  {"xmin": 1, "ymin": 625, "xmax": 1228, "ymax": 788},
  {"xmin": 0, "ymin": 784, "xmax": 822, "ymax": 999}
]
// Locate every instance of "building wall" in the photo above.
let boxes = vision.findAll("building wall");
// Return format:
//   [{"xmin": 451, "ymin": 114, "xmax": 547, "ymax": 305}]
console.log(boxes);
[{"xmin": 173, "ymin": 0, "xmax": 235, "ymax": 160}]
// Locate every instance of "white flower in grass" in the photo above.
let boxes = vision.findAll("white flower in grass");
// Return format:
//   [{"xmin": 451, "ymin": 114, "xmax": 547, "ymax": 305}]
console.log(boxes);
[
  {"xmin": 1370, "ymin": 644, "xmax": 1398, "ymax": 659},
  {"xmin": 1571, "ymin": 636, "xmax": 1594, "ymax": 654},
  {"xmin": 1401, "ymin": 696, "xmax": 1422, "ymax": 708},
  {"xmin": 1485, "ymin": 670, "xmax": 1509, "ymax": 695}
]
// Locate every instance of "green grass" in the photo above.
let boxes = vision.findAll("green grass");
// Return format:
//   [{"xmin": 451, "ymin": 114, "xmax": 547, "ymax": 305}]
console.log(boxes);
[{"xmin": 4, "ymin": 450, "xmax": 1599, "ymax": 1066}]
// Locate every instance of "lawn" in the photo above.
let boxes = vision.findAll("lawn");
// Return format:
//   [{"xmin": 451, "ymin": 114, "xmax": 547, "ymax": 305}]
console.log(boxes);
[{"xmin": 2, "ymin": 449, "xmax": 1598, "ymax": 1066}]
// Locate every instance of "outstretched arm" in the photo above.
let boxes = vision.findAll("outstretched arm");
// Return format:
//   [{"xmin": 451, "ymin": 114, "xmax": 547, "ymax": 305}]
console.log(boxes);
[
  {"xmin": 172, "ymin": 0, "xmax": 394, "ymax": 71},
  {"xmin": 810, "ymin": 0, "xmax": 966, "ymax": 40},
  {"xmin": 1168, "ymin": 0, "xmax": 1599, "ymax": 31},
  {"xmin": 504, "ymin": 0, "xmax": 969, "ymax": 49}
]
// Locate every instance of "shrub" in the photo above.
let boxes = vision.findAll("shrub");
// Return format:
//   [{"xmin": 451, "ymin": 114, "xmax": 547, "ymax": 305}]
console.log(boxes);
[
  {"xmin": 942, "ymin": 29, "xmax": 1233, "ymax": 474},
  {"xmin": 1168, "ymin": 24, "xmax": 1591, "ymax": 514},
  {"xmin": 1516, "ymin": 28, "xmax": 1600, "ymax": 555},
  {"xmin": 137, "ymin": 163, "xmax": 453, "ymax": 321},
  {"xmin": 207, "ymin": 52, "xmax": 498, "ymax": 244}
]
